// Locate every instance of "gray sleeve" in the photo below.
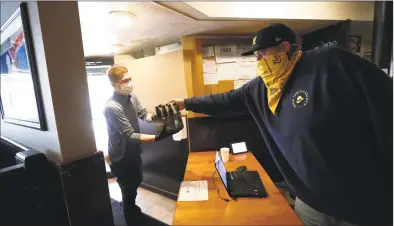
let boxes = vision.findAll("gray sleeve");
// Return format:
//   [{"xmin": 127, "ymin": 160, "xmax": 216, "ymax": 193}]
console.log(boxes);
[
  {"xmin": 104, "ymin": 106, "xmax": 141, "ymax": 141},
  {"xmin": 131, "ymin": 94, "xmax": 149, "ymax": 121}
]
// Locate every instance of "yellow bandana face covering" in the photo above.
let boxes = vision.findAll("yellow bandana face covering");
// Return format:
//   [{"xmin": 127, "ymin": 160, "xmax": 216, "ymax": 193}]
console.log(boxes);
[{"xmin": 256, "ymin": 50, "xmax": 302, "ymax": 114}]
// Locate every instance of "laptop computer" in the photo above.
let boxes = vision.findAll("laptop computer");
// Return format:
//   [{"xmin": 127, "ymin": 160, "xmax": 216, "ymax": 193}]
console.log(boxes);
[{"xmin": 214, "ymin": 151, "xmax": 267, "ymax": 198}]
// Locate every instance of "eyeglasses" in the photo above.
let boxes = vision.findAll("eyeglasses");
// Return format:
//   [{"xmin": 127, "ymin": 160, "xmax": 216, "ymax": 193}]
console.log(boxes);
[{"xmin": 119, "ymin": 77, "xmax": 132, "ymax": 84}]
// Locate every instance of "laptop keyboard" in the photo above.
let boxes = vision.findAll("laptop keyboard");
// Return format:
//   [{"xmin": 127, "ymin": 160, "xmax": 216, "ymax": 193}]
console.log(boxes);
[
  {"xmin": 229, "ymin": 171, "xmax": 267, "ymax": 197},
  {"xmin": 231, "ymin": 178, "xmax": 256, "ymax": 195}
]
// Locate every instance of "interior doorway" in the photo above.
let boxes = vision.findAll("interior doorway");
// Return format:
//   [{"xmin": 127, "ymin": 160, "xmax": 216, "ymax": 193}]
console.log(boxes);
[{"xmin": 85, "ymin": 62, "xmax": 113, "ymax": 172}]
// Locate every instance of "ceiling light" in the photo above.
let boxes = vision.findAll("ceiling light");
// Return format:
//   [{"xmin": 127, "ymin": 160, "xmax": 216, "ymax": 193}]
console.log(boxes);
[
  {"xmin": 108, "ymin": 10, "xmax": 136, "ymax": 27},
  {"xmin": 110, "ymin": 44, "xmax": 124, "ymax": 53}
]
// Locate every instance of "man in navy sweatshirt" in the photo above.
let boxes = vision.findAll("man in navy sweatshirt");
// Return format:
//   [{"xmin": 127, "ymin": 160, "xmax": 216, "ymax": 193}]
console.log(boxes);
[{"xmin": 171, "ymin": 24, "xmax": 392, "ymax": 226}]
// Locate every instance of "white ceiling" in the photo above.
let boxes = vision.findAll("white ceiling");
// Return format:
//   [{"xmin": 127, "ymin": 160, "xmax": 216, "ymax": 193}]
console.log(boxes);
[
  {"xmin": 78, "ymin": 2, "xmax": 373, "ymax": 57},
  {"xmin": 184, "ymin": 2, "xmax": 375, "ymax": 21}
]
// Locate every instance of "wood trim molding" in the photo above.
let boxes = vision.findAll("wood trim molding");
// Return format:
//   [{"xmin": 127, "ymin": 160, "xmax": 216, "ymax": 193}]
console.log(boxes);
[{"xmin": 181, "ymin": 36, "xmax": 206, "ymax": 118}]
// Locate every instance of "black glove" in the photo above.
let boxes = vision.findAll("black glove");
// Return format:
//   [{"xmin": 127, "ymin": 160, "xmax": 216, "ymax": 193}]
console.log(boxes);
[
  {"xmin": 154, "ymin": 103, "xmax": 184, "ymax": 141},
  {"xmin": 155, "ymin": 124, "xmax": 178, "ymax": 141}
]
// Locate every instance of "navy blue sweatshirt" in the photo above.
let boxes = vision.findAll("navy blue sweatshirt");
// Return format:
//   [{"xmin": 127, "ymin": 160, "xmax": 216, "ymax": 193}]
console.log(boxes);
[{"xmin": 185, "ymin": 47, "xmax": 392, "ymax": 225}]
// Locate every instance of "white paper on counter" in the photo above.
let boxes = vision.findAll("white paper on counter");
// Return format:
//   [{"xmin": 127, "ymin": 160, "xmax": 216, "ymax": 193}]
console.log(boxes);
[{"xmin": 178, "ymin": 180, "xmax": 209, "ymax": 201}]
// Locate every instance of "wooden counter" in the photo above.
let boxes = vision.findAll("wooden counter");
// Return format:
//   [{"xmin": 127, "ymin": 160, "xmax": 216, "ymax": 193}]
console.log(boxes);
[{"xmin": 172, "ymin": 151, "xmax": 302, "ymax": 225}]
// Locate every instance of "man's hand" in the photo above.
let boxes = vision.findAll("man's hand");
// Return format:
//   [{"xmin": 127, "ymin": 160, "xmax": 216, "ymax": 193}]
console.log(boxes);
[
  {"xmin": 155, "ymin": 124, "xmax": 180, "ymax": 141},
  {"xmin": 152, "ymin": 102, "xmax": 184, "ymax": 141},
  {"xmin": 169, "ymin": 99, "xmax": 185, "ymax": 111},
  {"xmin": 140, "ymin": 134, "xmax": 157, "ymax": 142},
  {"xmin": 155, "ymin": 116, "xmax": 184, "ymax": 141}
]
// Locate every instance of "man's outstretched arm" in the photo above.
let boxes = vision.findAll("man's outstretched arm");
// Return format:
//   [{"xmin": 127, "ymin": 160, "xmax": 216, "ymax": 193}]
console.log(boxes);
[{"xmin": 171, "ymin": 83, "xmax": 251, "ymax": 117}]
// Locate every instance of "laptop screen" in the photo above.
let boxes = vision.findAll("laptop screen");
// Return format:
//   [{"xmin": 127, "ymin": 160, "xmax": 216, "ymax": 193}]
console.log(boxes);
[{"xmin": 215, "ymin": 152, "xmax": 228, "ymax": 188}]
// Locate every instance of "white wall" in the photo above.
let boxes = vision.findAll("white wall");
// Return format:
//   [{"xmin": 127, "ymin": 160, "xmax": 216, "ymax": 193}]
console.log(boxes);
[
  {"xmin": 114, "ymin": 54, "xmax": 135, "ymax": 64},
  {"xmin": 114, "ymin": 51, "xmax": 187, "ymax": 113}
]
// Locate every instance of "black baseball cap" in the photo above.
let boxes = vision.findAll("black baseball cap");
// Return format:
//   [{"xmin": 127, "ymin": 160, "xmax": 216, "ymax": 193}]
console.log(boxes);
[{"xmin": 241, "ymin": 23, "xmax": 297, "ymax": 56}]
